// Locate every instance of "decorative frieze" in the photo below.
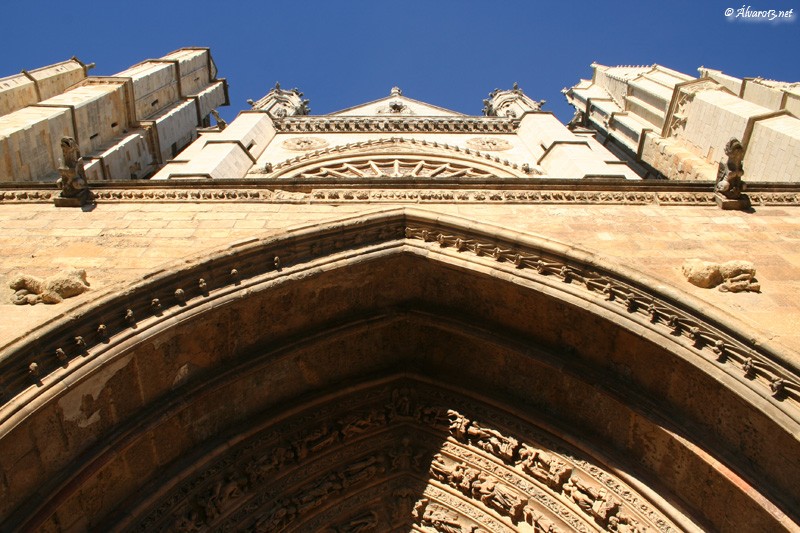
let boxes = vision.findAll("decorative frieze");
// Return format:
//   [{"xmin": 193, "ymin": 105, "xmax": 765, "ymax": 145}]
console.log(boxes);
[
  {"xmin": 124, "ymin": 380, "xmax": 686, "ymax": 533},
  {"xmin": 2, "ymin": 187, "xmax": 800, "ymax": 205},
  {"xmin": 273, "ymin": 116, "xmax": 520, "ymax": 134}
]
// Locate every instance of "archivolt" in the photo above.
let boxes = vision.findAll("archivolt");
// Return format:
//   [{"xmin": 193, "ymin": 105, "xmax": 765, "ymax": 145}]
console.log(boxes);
[{"xmin": 0, "ymin": 208, "xmax": 798, "ymax": 531}]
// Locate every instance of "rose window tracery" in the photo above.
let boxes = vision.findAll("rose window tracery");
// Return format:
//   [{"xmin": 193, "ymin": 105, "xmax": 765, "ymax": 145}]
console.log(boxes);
[{"xmin": 295, "ymin": 158, "xmax": 495, "ymax": 179}]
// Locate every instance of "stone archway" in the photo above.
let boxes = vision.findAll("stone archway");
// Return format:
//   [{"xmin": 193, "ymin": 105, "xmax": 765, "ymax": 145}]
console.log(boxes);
[{"xmin": 0, "ymin": 209, "xmax": 797, "ymax": 531}]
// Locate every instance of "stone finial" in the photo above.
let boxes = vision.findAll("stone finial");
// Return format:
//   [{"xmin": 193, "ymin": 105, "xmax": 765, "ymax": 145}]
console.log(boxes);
[
  {"xmin": 482, "ymin": 84, "xmax": 543, "ymax": 117},
  {"xmin": 249, "ymin": 83, "xmax": 310, "ymax": 117},
  {"xmin": 390, "ymin": 86, "xmax": 402, "ymax": 96}
]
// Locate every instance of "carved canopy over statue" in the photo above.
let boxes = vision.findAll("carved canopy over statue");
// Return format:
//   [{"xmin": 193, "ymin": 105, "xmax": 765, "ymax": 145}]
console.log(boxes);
[{"xmin": 56, "ymin": 137, "xmax": 95, "ymax": 206}]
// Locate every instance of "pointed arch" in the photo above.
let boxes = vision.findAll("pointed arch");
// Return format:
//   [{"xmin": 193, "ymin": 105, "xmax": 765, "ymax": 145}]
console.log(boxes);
[{"xmin": 0, "ymin": 209, "xmax": 798, "ymax": 531}]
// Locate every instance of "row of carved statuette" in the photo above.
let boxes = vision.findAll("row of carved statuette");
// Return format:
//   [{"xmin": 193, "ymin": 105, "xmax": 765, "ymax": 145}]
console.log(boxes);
[
  {"xmin": 137, "ymin": 382, "xmax": 668, "ymax": 533},
  {"xmin": 158, "ymin": 392, "xmax": 441, "ymax": 532},
  {"xmin": 438, "ymin": 410, "xmax": 649, "ymax": 532},
  {"xmin": 405, "ymin": 225, "xmax": 796, "ymax": 404},
  {"xmin": 273, "ymin": 117, "xmax": 520, "ymax": 133}
]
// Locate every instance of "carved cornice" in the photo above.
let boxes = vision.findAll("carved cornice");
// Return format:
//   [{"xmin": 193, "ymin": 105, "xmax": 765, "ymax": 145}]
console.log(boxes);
[
  {"xmin": 2, "ymin": 187, "xmax": 799, "ymax": 205},
  {"xmin": 273, "ymin": 116, "xmax": 520, "ymax": 133}
]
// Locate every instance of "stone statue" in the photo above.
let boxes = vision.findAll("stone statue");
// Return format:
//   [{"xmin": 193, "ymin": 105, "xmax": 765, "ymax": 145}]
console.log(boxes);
[
  {"xmin": 55, "ymin": 137, "xmax": 95, "ymax": 207},
  {"xmin": 331, "ymin": 511, "xmax": 378, "ymax": 532},
  {"xmin": 681, "ymin": 259, "xmax": 760, "ymax": 293},
  {"xmin": 420, "ymin": 502, "xmax": 465, "ymax": 533},
  {"xmin": 10, "ymin": 268, "xmax": 90, "ymax": 305},
  {"xmin": 715, "ymin": 138, "xmax": 750, "ymax": 209},
  {"xmin": 473, "ymin": 474, "xmax": 525, "ymax": 520}
]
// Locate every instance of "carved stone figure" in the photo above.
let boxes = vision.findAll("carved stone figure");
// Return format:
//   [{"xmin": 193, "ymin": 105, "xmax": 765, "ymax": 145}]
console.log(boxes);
[
  {"xmin": 294, "ymin": 424, "xmax": 339, "ymax": 459},
  {"xmin": 564, "ymin": 476, "xmax": 596, "ymax": 513},
  {"xmin": 387, "ymin": 387, "xmax": 415, "ymax": 419},
  {"xmin": 171, "ymin": 509, "xmax": 202, "ymax": 533},
  {"xmin": 338, "ymin": 409, "xmax": 385, "ymax": 439},
  {"xmin": 245, "ymin": 446, "xmax": 294, "ymax": 483},
  {"xmin": 467, "ymin": 420, "xmax": 519, "ymax": 461},
  {"xmin": 716, "ymin": 138, "xmax": 745, "ymax": 199},
  {"xmin": 55, "ymin": 137, "xmax": 95, "ymax": 206},
  {"xmin": 199, "ymin": 477, "xmax": 245, "ymax": 522},
  {"xmin": 466, "ymin": 137, "xmax": 512, "ymax": 151},
  {"xmin": 517, "ymin": 445, "xmax": 572, "ymax": 490},
  {"xmin": 563, "ymin": 475, "xmax": 623, "ymax": 526},
  {"xmin": 448, "ymin": 410, "xmax": 471, "ymax": 440},
  {"xmin": 391, "ymin": 488, "xmax": 417, "ymax": 522},
  {"xmin": 331, "ymin": 510, "xmax": 379, "ymax": 532},
  {"xmin": 281, "ymin": 136, "xmax": 329, "ymax": 151},
  {"xmin": 473, "ymin": 474, "xmax": 525, "ymax": 520},
  {"xmin": 608, "ymin": 512, "xmax": 645, "ymax": 533},
  {"xmin": 255, "ymin": 500, "xmax": 298, "ymax": 532},
  {"xmin": 294, "ymin": 474, "xmax": 344, "ymax": 513},
  {"xmin": 420, "ymin": 502, "xmax": 465, "ymax": 533},
  {"xmin": 340, "ymin": 454, "xmax": 386, "ymax": 487},
  {"xmin": 681, "ymin": 259, "xmax": 760, "ymax": 292},
  {"xmin": 446, "ymin": 410, "xmax": 519, "ymax": 461},
  {"xmin": 523, "ymin": 504, "xmax": 558, "ymax": 532},
  {"xmin": 715, "ymin": 138, "xmax": 750, "ymax": 209},
  {"xmin": 389, "ymin": 436, "xmax": 423, "ymax": 471},
  {"xmin": 10, "ymin": 268, "xmax": 90, "ymax": 305}
]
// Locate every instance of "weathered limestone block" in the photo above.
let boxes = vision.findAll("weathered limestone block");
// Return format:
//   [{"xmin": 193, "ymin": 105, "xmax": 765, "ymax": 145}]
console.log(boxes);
[
  {"xmin": 682, "ymin": 259, "xmax": 759, "ymax": 292},
  {"xmin": 9, "ymin": 268, "xmax": 90, "ymax": 305}
]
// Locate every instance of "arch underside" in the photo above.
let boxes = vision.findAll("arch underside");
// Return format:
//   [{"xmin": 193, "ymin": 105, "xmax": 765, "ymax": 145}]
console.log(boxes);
[{"xmin": 1, "ymin": 211, "xmax": 798, "ymax": 532}]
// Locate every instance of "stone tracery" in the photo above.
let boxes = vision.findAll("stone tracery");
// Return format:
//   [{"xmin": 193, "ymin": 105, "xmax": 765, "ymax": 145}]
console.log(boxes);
[{"xmin": 295, "ymin": 157, "xmax": 496, "ymax": 179}]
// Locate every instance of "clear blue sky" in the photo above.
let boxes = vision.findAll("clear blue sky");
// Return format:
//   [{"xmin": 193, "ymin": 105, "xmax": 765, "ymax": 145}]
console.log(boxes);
[{"xmin": 2, "ymin": 0, "xmax": 798, "ymax": 123}]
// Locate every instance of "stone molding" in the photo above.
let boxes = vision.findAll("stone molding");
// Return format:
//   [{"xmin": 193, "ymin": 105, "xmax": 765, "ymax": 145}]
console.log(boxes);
[
  {"xmin": 1, "ymin": 187, "xmax": 799, "ymax": 205},
  {"xmin": 1, "ymin": 209, "xmax": 797, "ymax": 426}
]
